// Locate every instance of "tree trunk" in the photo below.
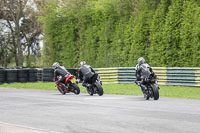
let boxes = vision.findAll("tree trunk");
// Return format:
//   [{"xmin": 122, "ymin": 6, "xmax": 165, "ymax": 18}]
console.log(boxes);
[
  {"xmin": 15, "ymin": 24, "xmax": 23, "ymax": 67},
  {"xmin": 12, "ymin": 32, "xmax": 19, "ymax": 67},
  {"xmin": 26, "ymin": 45, "xmax": 31, "ymax": 67},
  {"xmin": 6, "ymin": 20, "xmax": 19, "ymax": 66}
]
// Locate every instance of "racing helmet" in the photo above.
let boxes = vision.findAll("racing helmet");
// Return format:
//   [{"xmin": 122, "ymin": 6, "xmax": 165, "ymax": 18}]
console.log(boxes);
[
  {"xmin": 80, "ymin": 61, "xmax": 86, "ymax": 66},
  {"xmin": 138, "ymin": 57, "xmax": 145, "ymax": 65},
  {"xmin": 52, "ymin": 62, "xmax": 60, "ymax": 69}
]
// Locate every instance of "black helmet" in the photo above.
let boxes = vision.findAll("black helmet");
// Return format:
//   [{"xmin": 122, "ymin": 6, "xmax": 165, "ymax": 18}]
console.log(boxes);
[
  {"xmin": 52, "ymin": 62, "xmax": 60, "ymax": 69},
  {"xmin": 138, "ymin": 57, "xmax": 145, "ymax": 65}
]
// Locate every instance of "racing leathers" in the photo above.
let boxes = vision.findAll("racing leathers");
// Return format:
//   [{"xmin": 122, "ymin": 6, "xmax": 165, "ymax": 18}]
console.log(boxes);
[
  {"xmin": 78, "ymin": 65, "xmax": 96, "ymax": 87},
  {"xmin": 135, "ymin": 63, "xmax": 156, "ymax": 95},
  {"xmin": 54, "ymin": 66, "xmax": 71, "ymax": 89}
]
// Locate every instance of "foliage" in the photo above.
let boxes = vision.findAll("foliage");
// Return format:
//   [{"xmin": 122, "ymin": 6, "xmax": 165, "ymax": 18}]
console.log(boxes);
[
  {"xmin": 0, "ymin": 31, "xmax": 13, "ymax": 67},
  {"xmin": 179, "ymin": 0, "xmax": 200, "ymax": 67},
  {"xmin": 129, "ymin": 0, "xmax": 158, "ymax": 66},
  {"xmin": 161, "ymin": 0, "xmax": 184, "ymax": 66},
  {"xmin": 149, "ymin": 0, "xmax": 171, "ymax": 66},
  {"xmin": 0, "ymin": 0, "xmax": 42, "ymax": 67},
  {"xmin": 39, "ymin": 0, "xmax": 200, "ymax": 68}
]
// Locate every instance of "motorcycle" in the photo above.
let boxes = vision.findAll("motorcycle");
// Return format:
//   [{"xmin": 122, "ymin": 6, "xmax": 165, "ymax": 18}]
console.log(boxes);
[
  {"xmin": 55, "ymin": 74, "xmax": 80, "ymax": 95},
  {"xmin": 84, "ymin": 73, "xmax": 103, "ymax": 96},
  {"xmin": 136, "ymin": 73, "xmax": 159, "ymax": 100}
]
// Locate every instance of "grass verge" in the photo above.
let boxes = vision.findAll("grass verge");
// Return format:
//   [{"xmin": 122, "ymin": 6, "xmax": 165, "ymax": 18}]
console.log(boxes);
[{"xmin": 0, "ymin": 82, "xmax": 200, "ymax": 99}]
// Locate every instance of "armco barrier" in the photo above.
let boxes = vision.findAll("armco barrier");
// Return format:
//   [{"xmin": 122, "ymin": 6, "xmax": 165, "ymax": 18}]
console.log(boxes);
[
  {"xmin": 0, "ymin": 67, "xmax": 200, "ymax": 87},
  {"xmin": 160, "ymin": 67, "xmax": 200, "ymax": 87},
  {"xmin": 94, "ymin": 67, "xmax": 136, "ymax": 84},
  {"xmin": 95, "ymin": 67, "xmax": 200, "ymax": 87}
]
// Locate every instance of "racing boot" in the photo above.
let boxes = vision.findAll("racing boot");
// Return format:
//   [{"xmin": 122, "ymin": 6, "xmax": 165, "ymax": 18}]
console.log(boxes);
[
  {"xmin": 144, "ymin": 90, "xmax": 150, "ymax": 100},
  {"xmin": 143, "ymin": 93, "xmax": 148, "ymax": 99},
  {"xmin": 140, "ymin": 84, "xmax": 146, "ymax": 94},
  {"xmin": 140, "ymin": 84, "xmax": 148, "ymax": 99},
  {"xmin": 82, "ymin": 82, "xmax": 87, "ymax": 87},
  {"xmin": 64, "ymin": 84, "xmax": 70, "ymax": 91}
]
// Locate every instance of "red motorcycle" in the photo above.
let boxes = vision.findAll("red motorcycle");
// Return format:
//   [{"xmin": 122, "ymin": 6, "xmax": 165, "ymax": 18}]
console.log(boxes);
[{"xmin": 55, "ymin": 75, "xmax": 80, "ymax": 95}]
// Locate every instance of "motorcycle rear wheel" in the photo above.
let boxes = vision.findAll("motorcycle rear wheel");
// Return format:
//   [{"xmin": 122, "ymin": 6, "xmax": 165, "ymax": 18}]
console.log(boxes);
[
  {"xmin": 94, "ymin": 82, "xmax": 104, "ymax": 96},
  {"xmin": 151, "ymin": 84, "xmax": 159, "ymax": 100},
  {"xmin": 57, "ymin": 87, "xmax": 66, "ymax": 95}
]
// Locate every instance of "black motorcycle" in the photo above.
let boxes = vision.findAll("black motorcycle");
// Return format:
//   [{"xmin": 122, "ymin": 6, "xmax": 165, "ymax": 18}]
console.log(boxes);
[
  {"xmin": 136, "ymin": 73, "xmax": 159, "ymax": 100},
  {"xmin": 84, "ymin": 73, "xmax": 104, "ymax": 96}
]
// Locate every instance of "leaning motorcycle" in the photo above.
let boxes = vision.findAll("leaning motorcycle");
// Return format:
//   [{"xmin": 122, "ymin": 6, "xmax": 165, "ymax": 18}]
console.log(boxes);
[
  {"xmin": 136, "ymin": 73, "xmax": 159, "ymax": 100},
  {"xmin": 84, "ymin": 73, "xmax": 103, "ymax": 96},
  {"xmin": 55, "ymin": 74, "xmax": 80, "ymax": 95}
]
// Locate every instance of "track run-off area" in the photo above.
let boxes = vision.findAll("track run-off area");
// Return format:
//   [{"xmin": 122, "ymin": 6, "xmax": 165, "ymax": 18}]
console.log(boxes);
[{"xmin": 0, "ymin": 87, "xmax": 200, "ymax": 133}]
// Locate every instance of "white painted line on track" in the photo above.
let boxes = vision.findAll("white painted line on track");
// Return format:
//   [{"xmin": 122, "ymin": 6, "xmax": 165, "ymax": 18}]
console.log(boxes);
[{"xmin": 0, "ymin": 121, "xmax": 61, "ymax": 133}]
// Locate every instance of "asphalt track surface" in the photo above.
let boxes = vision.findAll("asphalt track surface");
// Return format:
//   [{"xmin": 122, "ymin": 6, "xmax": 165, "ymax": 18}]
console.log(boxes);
[{"xmin": 0, "ymin": 87, "xmax": 200, "ymax": 133}]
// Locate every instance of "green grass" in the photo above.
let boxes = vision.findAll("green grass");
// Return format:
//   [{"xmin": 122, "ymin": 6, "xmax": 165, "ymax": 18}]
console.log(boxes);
[{"xmin": 0, "ymin": 82, "xmax": 200, "ymax": 99}]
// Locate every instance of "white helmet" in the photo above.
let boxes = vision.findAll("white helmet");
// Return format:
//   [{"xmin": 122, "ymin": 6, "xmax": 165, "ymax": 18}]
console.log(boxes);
[
  {"xmin": 52, "ymin": 62, "xmax": 60, "ymax": 69},
  {"xmin": 80, "ymin": 61, "xmax": 86, "ymax": 66},
  {"xmin": 138, "ymin": 57, "xmax": 145, "ymax": 65}
]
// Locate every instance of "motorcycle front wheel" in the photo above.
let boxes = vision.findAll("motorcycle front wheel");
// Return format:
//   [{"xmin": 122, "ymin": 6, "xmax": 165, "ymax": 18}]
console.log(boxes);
[{"xmin": 71, "ymin": 83, "xmax": 80, "ymax": 95}]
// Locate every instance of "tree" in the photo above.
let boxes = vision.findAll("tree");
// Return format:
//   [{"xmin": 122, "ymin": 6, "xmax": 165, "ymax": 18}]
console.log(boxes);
[
  {"xmin": 149, "ymin": 0, "xmax": 171, "ymax": 66},
  {"xmin": 0, "ymin": 0, "xmax": 30, "ymax": 66},
  {"xmin": 129, "ymin": 0, "xmax": 159, "ymax": 66},
  {"xmin": 0, "ymin": 29, "xmax": 13, "ymax": 67},
  {"xmin": 0, "ymin": 0, "xmax": 42, "ymax": 67},
  {"xmin": 21, "ymin": 10, "xmax": 42, "ymax": 67},
  {"xmin": 121, "ymin": 16, "xmax": 135, "ymax": 67},
  {"xmin": 178, "ymin": 0, "xmax": 200, "ymax": 67},
  {"xmin": 38, "ymin": 0, "xmax": 200, "ymax": 68},
  {"xmin": 162, "ymin": 0, "xmax": 183, "ymax": 66}
]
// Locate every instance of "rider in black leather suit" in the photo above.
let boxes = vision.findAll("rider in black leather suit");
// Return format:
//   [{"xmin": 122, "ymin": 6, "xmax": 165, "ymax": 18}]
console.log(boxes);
[
  {"xmin": 135, "ymin": 57, "xmax": 156, "ymax": 97},
  {"xmin": 78, "ymin": 61, "xmax": 96, "ymax": 87},
  {"xmin": 53, "ymin": 62, "xmax": 71, "ymax": 90}
]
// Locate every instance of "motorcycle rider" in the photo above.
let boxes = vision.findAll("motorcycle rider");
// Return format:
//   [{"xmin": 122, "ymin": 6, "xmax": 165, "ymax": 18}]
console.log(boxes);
[
  {"xmin": 52, "ymin": 62, "xmax": 71, "ymax": 90},
  {"xmin": 78, "ymin": 61, "xmax": 96, "ymax": 87},
  {"xmin": 135, "ymin": 57, "xmax": 156, "ymax": 97}
]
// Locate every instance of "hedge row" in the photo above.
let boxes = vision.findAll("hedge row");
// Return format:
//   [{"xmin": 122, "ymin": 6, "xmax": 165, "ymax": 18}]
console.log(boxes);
[{"xmin": 40, "ymin": 0, "xmax": 200, "ymax": 68}]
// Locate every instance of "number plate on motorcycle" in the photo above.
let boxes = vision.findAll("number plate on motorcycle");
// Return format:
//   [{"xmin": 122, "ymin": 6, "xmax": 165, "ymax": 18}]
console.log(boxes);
[{"xmin": 70, "ymin": 78, "xmax": 76, "ymax": 83}]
